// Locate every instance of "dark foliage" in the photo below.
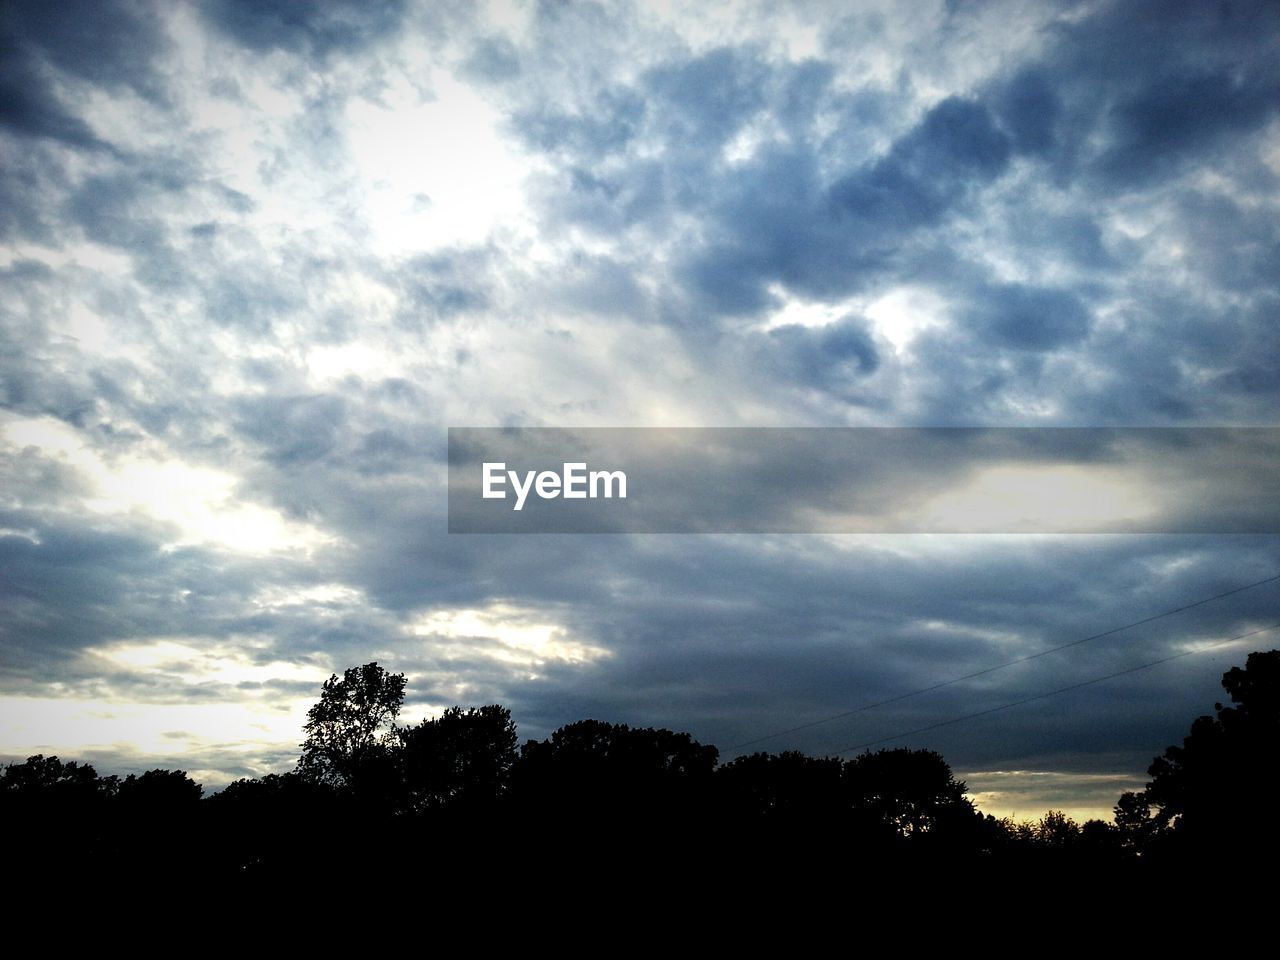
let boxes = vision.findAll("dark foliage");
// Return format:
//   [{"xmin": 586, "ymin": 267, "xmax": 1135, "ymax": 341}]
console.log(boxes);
[
  {"xmin": 397, "ymin": 704, "xmax": 518, "ymax": 813},
  {"xmin": 297, "ymin": 661, "xmax": 406, "ymax": 791},
  {"xmin": 5, "ymin": 653, "xmax": 1276, "ymax": 884},
  {"xmin": 1118, "ymin": 648, "xmax": 1280, "ymax": 863}
]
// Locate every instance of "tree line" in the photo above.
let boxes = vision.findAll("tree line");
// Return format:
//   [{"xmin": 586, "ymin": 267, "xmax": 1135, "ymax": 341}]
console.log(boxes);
[{"xmin": 4, "ymin": 650, "xmax": 1277, "ymax": 881}]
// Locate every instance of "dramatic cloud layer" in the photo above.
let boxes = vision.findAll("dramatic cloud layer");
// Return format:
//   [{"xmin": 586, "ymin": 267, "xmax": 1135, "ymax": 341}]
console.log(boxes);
[{"xmin": 2, "ymin": 0, "xmax": 1279, "ymax": 819}]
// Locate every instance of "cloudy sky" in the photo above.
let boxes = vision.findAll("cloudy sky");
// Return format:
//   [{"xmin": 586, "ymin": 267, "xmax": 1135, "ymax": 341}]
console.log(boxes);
[{"xmin": 3, "ymin": 0, "xmax": 1279, "ymax": 821}]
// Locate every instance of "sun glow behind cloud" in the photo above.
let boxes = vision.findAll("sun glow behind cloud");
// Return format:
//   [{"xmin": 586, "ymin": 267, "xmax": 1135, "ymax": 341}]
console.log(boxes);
[
  {"xmin": 84, "ymin": 638, "xmax": 323, "ymax": 687},
  {"xmin": 410, "ymin": 603, "xmax": 612, "ymax": 674},
  {"xmin": 962, "ymin": 769, "xmax": 1147, "ymax": 824},
  {"xmin": 0, "ymin": 694, "xmax": 306, "ymax": 779},
  {"xmin": 2, "ymin": 415, "xmax": 334, "ymax": 554},
  {"xmin": 865, "ymin": 287, "xmax": 950, "ymax": 354},
  {"xmin": 0, "ymin": 639, "xmax": 333, "ymax": 786},
  {"xmin": 346, "ymin": 71, "xmax": 534, "ymax": 255},
  {"xmin": 917, "ymin": 465, "xmax": 1158, "ymax": 532}
]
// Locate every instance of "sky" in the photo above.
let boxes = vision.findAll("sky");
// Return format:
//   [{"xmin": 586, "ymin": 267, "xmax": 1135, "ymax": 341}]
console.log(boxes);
[{"xmin": 2, "ymin": 0, "xmax": 1279, "ymax": 822}]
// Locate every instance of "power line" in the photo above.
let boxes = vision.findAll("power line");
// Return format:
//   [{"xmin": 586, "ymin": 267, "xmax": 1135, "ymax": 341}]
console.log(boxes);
[
  {"xmin": 725, "ymin": 571, "xmax": 1280, "ymax": 755},
  {"xmin": 832, "ymin": 621, "xmax": 1280, "ymax": 755}
]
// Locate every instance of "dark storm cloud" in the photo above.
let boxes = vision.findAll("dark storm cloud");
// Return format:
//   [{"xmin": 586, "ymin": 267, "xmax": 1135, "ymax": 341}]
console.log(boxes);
[
  {"xmin": 1024, "ymin": 0, "xmax": 1280, "ymax": 190},
  {"xmin": 831, "ymin": 96, "xmax": 1011, "ymax": 231},
  {"xmin": 0, "ymin": 477, "xmax": 401, "ymax": 699},
  {"xmin": 233, "ymin": 393, "xmax": 348, "ymax": 468},
  {"xmin": 1, "ymin": 0, "xmax": 169, "ymax": 99},
  {"xmin": 512, "ymin": 49, "xmax": 1014, "ymax": 316},
  {"xmin": 992, "ymin": 67, "xmax": 1060, "ymax": 158},
  {"xmin": 199, "ymin": 0, "xmax": 410, "ymax": 57},
  {"xmin": 508, "ymin": 46, "xmax": 858, "ymax": 253},
  {"xmin": 755, "ymin": 316, "xmax": 881, "ymax": 394},
  {"xmin": 0, "ymin": 518, "xmax": 197, "ymax": 671},
  {"xmin": 408, "ymin": 533, "xmax": 1280, "ymax": 772},
  {"xmin": 58, "ymin": 161, "xmax": 272, "ymax": 298},
  {"xmin": 678, "ymin": 147, "xmax": 863, "ymax": 315},
  {"xmin": 0, "ymin": 0, "xmax": 169, "ymax": 149},
  {"xmin": 488, "ymin": 0, "xmax": 1280, "ymax": 422},
  {"xmin": 0, "ymin": 57, "xmax": 104, "ymax": 150},
  {"xmin": 643, "ymin": 47, "xmax": 770, "ymax": 149},
  {"xmin": 0, "ymin": 0, "xmax": 169, "ymax": 282},
  {"xmin": 676, "ymin": 94, "xmax": 1012, "ymax": 317},
  {"xmin": 964, "ymin": 283, "xmax": 1092, "ymax": 351},
  {"xmin": 512, "ymin": 86, "xmax": 647, "ymax": 161},
  {"xmin": 121, "ymin": 527, "xmax": 1280, "ymax": 787}
]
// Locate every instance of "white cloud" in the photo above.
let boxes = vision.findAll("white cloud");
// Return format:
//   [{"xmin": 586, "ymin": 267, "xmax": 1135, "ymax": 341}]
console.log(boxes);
[
  {"xmin": 409, "ymin": 602, "xmax": 612, "ymax": 671},
  {"xmin": 1, "ymin": 415, "xmax": 336, "ymax": 554}
]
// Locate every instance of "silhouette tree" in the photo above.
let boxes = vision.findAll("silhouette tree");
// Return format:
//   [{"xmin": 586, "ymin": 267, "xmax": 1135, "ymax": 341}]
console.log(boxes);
[
  {"xmin": 515, "ymin": 719, "xmax": 718, "ymax": 826},
  {"xmin": 1138, "ymin": 648, "xmax": 1280, "ymax": 856},
  {"xmin": 845, "ymin": 747, "xmax": 974, "ymax": 837},
  {"xmin": 510, "ymin": 719, "xmax": 719, "ymax": 864},
  {"xmin": 715, "ymin": 750, "xmax": 849, "ymax": 822},
  {"xmin": 712, "ymin": 750, "xmax": 891, "ymax": 862},
  {"xmin": 110, "ymin": 769, "xmax": 204, "ymax": 871},
  {"xmin": 0, "ymin": 754, "xmax": 110, "ymax": 800},
  {"xmin": 206, "ymin": 772, "xmax": 341, "ymax": 878},
  {"xmin": 31, "ymin": 655, "xmax": 1270, "ymax": 878},
  {"xmin": 397, "ymin": 704, "xmax": 518, "ymax": 813},
  {"xmin": 1113, "ymin": 790, "xmax": 1156, "ymax": 854},
  {"xmin": 117, "ymin": 768, "xmax": 203, "ymax": 809},
  {"xmin": 0, "ymin": 754, "xmax": 116, "ymax": 862},
  {"xmin": 297, "ymin": 662, "xmax": 407, "ymax": 790},
  {"xmin": 1031, "ymin": 809, "xmax": 1080, "ymax": 848}
]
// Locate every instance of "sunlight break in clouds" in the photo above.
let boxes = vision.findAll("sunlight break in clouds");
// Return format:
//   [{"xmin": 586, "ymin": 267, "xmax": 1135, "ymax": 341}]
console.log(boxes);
[
  {"xmin": 347, "ymin": 71, "xmax": 535, "ymax": 256},
  {"xmin": 0, "ymin": 639, "xmax": 332, "ymax": 788},
  {"xmin": 409, "ymin": 603, "xmax": 613, "ymax": 674},
  {"xmin": 2, "ymin": 415, "xmax": 334, "ymax": 554},
  {"xmin": 918, "ymin": 465, "xmax": 1158, "ymax": 533}
]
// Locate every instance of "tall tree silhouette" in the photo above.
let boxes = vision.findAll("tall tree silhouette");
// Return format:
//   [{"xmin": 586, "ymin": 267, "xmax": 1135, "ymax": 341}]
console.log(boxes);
[
  {"xmin": 1129, "ymin": 649, "xmax": 1280, "ymax": 857},
  {"xmin": 297, "ymin": 662, "xmax": 406, "ymax": 789}
]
